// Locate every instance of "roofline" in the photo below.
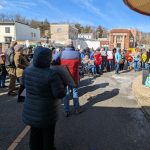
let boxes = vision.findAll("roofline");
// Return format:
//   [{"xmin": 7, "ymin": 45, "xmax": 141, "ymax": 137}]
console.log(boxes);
[
  {"xmin": 110, "ymin": 29, "xmax": 131, "ymax": 33},
  {"xmin": 0, "ymin": 21, "xmax": 28, "ymax": 25},
  {"xmin": 0, "ymin": 21, "xmax": 39, "ymax": 29},
  {"xmin": 0, "ymin": 22, "xmax": 15, "ymax": 25},
  {"xmin": 78, "ymin": 33, "xmax": 93, "ymax": 35},
  {"xmin": 50, "ymin": 23, "xmax": 72, "ymax": 25},
  {"xmin": 50, "ymin": 23, "xmax": 78, "ymax": 31}
]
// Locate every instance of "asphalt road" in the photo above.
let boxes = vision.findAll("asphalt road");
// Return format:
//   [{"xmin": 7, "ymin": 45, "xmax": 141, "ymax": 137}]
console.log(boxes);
[{"xmin": 1, "ymin": 71, "xmax": 150, "ymax": 150}]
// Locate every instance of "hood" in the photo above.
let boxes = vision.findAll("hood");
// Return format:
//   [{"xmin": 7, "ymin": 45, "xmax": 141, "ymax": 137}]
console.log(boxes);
[{"xmin": 33, "ymin": 46, "xmax": 52, "ymax": 68}]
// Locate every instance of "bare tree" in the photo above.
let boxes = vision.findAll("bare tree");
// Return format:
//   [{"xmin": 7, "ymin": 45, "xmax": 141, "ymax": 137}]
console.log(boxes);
[{"xmin": 0, "ymin": 13, "xmax": 7, "ymax": 21}]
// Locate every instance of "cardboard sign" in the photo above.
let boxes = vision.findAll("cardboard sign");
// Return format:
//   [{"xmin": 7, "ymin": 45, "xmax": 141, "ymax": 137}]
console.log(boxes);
[{"xmin": 51, "ymin": 65, "xmax": 76, "ymax": 87}]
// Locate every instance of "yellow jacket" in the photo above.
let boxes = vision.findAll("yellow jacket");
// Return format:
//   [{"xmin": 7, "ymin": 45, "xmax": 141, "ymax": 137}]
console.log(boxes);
[{"xmin": 141, "ymin": 53, "xmax": 147, "ymax": 63}]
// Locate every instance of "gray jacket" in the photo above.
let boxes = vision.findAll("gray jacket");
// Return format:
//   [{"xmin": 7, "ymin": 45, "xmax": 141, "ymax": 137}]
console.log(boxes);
[
  {"xmin": 5, "ymin": 47, "xmax": 15, "ymax": 67},
  {"xmin": 22, "ymin": 46, "xmax": 66, "ymax": 128}
]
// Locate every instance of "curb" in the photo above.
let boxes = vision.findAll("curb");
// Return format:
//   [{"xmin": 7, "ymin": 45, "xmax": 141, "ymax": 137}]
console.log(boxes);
[{"xmin": 132, "ymin": 75, "xmax": 150, "ymax": 119}]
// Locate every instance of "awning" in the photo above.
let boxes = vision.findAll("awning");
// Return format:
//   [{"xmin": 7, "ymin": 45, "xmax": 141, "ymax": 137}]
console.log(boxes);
[{"xmin": 124, "ymin": 0, "xmax": 150, "ymax": 16}]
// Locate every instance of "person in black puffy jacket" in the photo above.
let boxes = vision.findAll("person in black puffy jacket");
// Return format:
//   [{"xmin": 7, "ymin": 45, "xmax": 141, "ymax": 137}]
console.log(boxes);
[{"xmin": 22, "ymin": 46, "xmax": 66, "ymax": 150}]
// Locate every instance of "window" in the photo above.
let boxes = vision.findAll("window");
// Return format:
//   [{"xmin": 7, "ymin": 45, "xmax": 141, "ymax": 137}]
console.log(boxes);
[
  {"xmin": 117, "ymin": 43, "xmax": 121, "ymax": 48},
  {"xmin": 116, "ymin": 35, "xmax": 123, "ymax": 41},
  {"xmin": 5, "ymin": 37, "xmax": 12, "ymax": 43},
  {"xmin": 5, "ymin": 27, "xmax": 10, "ymax": 33},
  {"xmin": 31, "ymin": 32, "xmax": 34, "ymax": 37}
]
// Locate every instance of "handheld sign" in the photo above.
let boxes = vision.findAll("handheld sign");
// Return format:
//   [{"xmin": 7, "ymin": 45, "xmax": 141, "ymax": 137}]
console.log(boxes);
[{"xmin": 51, "ymin": 65, "xmax": 76, "ymax": 87}]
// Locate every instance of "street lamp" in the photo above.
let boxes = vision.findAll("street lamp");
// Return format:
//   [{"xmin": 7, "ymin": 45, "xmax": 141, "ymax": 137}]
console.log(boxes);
[{"xmin": 124, "ymin": 0, "xmax": 150, "ymax": 16}]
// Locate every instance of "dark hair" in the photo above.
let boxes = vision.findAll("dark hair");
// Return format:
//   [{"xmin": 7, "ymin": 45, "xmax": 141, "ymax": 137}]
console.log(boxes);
[{"xmin": 28, "ymin": 46, "xmax": 33, "ymax": 49}]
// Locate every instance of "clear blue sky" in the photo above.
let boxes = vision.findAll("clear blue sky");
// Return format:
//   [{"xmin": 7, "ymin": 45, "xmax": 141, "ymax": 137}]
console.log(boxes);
[{"xmin": 0, "ymin": 0, "xmax": 150, "ymax": 32}]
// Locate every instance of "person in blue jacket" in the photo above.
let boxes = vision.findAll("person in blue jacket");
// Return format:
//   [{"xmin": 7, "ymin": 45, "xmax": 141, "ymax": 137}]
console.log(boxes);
[
  {"xmin": 115, "ymin": 48, "xmax": 122, "ymax": 74},
  {"xmin": 22, "ymin": 46, "xmax": 66, "ymax": 150}
]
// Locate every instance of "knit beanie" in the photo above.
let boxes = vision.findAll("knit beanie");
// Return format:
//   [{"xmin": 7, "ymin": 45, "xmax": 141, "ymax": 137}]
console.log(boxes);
[{"xmin": 14, "ymin": 44, "xmax": 23, "ymax": 52}]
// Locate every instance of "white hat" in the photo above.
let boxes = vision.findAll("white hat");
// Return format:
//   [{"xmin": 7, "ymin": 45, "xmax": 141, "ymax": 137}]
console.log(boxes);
[{"xmin": 64, "ymin": 39, "xmax": 73, "ymax": 47}]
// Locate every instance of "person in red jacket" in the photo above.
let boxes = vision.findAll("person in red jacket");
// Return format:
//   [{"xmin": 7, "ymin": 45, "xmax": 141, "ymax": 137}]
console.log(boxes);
[
  {"xmin": 60, "ymin": 40, "xmax": 81, "ymax": 117},
  {"xmin": 94, "ymin": 49, "xmax": 102, "ymax": 75},
  {"xmin": 125, "ymin": 50, "xmax": 133, "ymax": 70}
]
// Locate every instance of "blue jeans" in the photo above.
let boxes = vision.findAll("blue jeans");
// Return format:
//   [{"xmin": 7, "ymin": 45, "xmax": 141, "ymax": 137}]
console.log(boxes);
[
  {"xmin": 95, "ymin": 65, "xmax": 102, "ymax": 74},
  {"xmin": 88, "ymin": 65, "xmax": 96, "ymax": 74},
  {"xmin": 115, "ymin": 63, "xmax": 120, "ymax": 74},
  {"xmin": 98, "ymin": 64, "xmax": 102, "ymax": 74},
  {"xmin": 63, "ymin": 86, "xmax": 80, "ymax": 112},
  {"xmin": 144, "ymin": 63, "xmax": 149, "ymax": 70},
  {"xmin": 134, "ymin": 61, "xmax": 139, "ymax": 71},
  {"xmin": 108, "ymin": 60, "xmax": 114, "ymax": 71},
  {"xmin": 147, "ymin": 64, "xmax": 150, "ymax": 70},
  {"xmin": 127, "ymin": 61, "xmax": 133, "ymax": 69},
  {"xmin": 0, "ymin": 75, "xmax": 6, "ymax": 87},
  {"xmin": 142, "ymin": 62, "xmax": 146, "ymax": 69}
]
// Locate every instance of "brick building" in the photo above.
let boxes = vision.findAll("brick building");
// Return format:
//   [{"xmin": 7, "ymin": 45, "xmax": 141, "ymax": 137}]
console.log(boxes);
[
  {"xmin": 99, "ymin": 38, "xmax": 109, "ymax": 48},
  {"xmin": 109, "ymin": 29, "xmax": 134, "ymax": 50}
]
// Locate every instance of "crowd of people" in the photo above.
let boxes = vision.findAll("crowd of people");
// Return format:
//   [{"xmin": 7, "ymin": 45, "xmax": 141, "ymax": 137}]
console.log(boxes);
[
  {"xmin": 52, "ymin": 46, "xmax": 150, "ymax": 77},
  {"xmin": 0, "ymin": 40, "xmax": 150, "ymax": 149},
  {"xmin": 81, "ymin": 47, "xmax": 150, "ymax": 75},
  {"xmin": 0, "ymin": 41, "xmax": 150, "ymax": 107}
]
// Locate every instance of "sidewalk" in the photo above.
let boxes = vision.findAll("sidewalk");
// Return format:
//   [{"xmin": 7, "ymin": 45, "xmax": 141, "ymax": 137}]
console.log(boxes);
[{"xmin": 132, "ymin": 74, "xmax": 150, "ymax": 117}]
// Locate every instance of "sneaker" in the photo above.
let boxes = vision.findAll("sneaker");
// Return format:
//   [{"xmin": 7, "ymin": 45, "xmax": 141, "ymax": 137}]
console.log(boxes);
[
  {"xmin": 96, "ymin": 74, "xmax": 100, "ymax": 77},
  {"xmin": 14, "ymin": 87, "xmax": 19, "ymax": 90},
  {"xmin": 88, "ymin": 73, "xmax": 93, "ymax": 77},
  {"xmin": 8, "ymin": 91, "xmax": 17, "ymax": 96},
  {"xmin": 64, "ymin": 111, "xmax": 70, "ymax": 117}
]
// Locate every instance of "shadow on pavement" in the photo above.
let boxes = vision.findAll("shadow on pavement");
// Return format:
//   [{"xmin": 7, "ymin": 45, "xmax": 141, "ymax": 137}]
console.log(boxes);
[
  {"xmin": 121, "ymin": 70, "xmax": 131, "ymax": 74},
  {"xmin": 54, "ymin": 106, "xmax": 150, "ymax": 150},
  {"xmin": 13, "ymin": 105, "xmax": 150, "ymax": 150},
  {"xmin": 79, "ymin": 77, "xmax": 95, "ymax": 88},
  {"xmin": 79, "ymin": 83, "xmax": 109, "ymax": 97},
  {"xmin": 82, "ymin": 88, "xmax": 119, "ymax": 110},
  {"xmin": 3, "ymin": 75, "xmax": 150, "ymax": 150}
]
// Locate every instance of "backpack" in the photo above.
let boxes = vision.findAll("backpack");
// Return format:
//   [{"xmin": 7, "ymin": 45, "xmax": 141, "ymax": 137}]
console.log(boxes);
[{"xmin": 5, "ymin": 47, "xmax": 15, "ymax": 67}]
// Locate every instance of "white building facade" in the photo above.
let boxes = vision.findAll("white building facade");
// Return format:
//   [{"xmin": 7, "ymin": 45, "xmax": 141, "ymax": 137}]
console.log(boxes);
[
  {"xmin": 0, "ymin": 21, "xmax": 40, "ymax": 44},
  {"xmin": 78, "ymin": 33, "xmax": 94, "ymax": 40},
  {"xmin": 74, "ymin": 39, "xmax": 100, "ymax": 50}
]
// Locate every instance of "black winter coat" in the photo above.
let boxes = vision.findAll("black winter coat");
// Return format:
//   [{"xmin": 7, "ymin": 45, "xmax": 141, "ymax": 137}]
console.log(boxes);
[
  {"xmin": 22, "ymin": 47, "xmax": 66, "ymax": 128},
  {"xmin": 0, "ymin": 64, "xmax": 7, "ymax": 76}
]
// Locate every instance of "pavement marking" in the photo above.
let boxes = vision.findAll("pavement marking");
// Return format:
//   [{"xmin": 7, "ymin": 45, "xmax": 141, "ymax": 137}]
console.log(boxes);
[
  {"xmin": 0, "ymin": 92, "xmax": 8, "ymax": 96},
  {"xmin": 7, "ymin": 126, "xmax": 30, "ymax": 150}
]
